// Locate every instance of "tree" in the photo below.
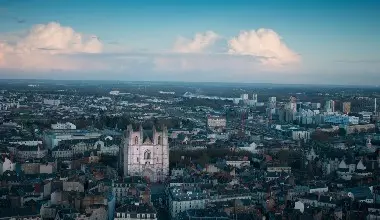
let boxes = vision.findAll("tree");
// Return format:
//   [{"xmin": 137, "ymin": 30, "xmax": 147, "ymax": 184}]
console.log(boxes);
[
  {"xmin": 276, "ymin": 150, "xmax": 290, "ymax": 165},
  {"xmin": 197, "ymin": 152, "xmax": 210, "ymax": 167},
  {"xmin": 311, "ymin": 131, "xmax": 329, "ymax": 142},
  {"xmin": 339, "ymin": 128, "xmax": 347, "ymax": 136}
]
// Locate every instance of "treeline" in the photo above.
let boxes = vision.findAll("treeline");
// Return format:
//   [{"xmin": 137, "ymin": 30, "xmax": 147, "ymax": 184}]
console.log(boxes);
[
  {"xmin": 169, "ymin": 148, "xmax": 252, "ymax": 168},
  {"xmin": 179, "ymin": 98, "xmax": 232, "ymax": 110}
]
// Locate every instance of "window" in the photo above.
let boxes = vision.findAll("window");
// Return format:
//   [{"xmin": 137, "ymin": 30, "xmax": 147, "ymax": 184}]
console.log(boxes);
[
  {"xmin": 134, "ymin": 136, "xmax": 139, "ymax": 145},
  {"xmin": 157, "ymin": 136, "xmax": 161, "ymax": 145},
  {"xmin": 144, "ymin": 150, "xmax": 151, "ymax": 159}
]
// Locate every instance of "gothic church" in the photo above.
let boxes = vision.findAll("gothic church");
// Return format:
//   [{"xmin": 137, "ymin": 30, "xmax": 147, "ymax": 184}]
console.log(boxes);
[{"xmin": 120, "ymin": 125, "xmax": 169, "ymax": 182}]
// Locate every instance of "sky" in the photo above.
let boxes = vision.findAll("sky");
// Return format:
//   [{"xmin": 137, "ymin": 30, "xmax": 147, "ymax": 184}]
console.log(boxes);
[{"xmin": 0, "ymin": 0, "xmax": 379, "ymax": 85}]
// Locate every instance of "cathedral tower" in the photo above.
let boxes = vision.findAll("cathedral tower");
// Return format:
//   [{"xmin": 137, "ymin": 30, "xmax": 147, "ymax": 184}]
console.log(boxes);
[{"xmin": 120, "ymin": 125, "xmax": 169, "ymax": 182}]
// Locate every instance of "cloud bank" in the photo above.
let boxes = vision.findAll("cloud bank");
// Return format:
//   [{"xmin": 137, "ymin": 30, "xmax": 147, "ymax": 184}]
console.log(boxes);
[
  {"xmin": 0, "ymin": 22, "xmax": 302, "ymax": 77},
  {"xmin": 173, "ymin": 31, "xmax": 219, "ymax": 53},
  {"xmin": 228, "ymin": 29, "xmax": 300, "ymax": 66},
  {"xmin": 0, "ymin": 22, "xmax": 103, "ymax": 70}
]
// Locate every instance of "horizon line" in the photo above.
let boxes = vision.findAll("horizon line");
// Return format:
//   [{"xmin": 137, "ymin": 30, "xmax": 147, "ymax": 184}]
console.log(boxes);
[{"xmin": 0, "ymin": 78, "xmax": 379, "ymax": 88}]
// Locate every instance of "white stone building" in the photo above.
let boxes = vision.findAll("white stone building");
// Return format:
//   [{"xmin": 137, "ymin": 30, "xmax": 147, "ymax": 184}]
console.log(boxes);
[
  {"xmin": 207, "ymin": 116, "xmax": 227, "ymax": 129},
  {"xmin": 120, "ymin": 125, "xmax": 169, "ymax": 182},
  {"xmin": 43, "ymin": 99, "xmax": 60, "ymax": 106},
  {"xmin": 292, "ymin": 130, "xmax": 311, "ymax": 142},
  {"xmin": 226, "ymin": 159, "xmax": 250, "ymax": 168},
  {"xmin": 237, "ymin": 142, "xmax": 260, "ymax": 154},
  {"xmin": 267, "ymin": 166, "xmax": 292, "ymax": 173},
  {"xmin": 112, "ymin": 181, "xmax": 130, "ymax": 204},
  {"xmin": 115, "ymin": 203, "xmax": 157, "ymax": 220},
  {"xmin": 16, "ymin": 145, "xmax": 47, "ymax": 160},
  {"xmin": 95, "ymin": 139, "xmax": 119, "ymax": 156},
  {"xmin": 51, "ymin": 122, "xmax": 76, "ymax": 130},
  {"xmin": 169, "ymin": 187, "xmax": 207, "ymax": 218},
  {"xmin": 52, "ymin": 145, "xmax": 73, "ymax": 159},
  {"xmin": 109, "ymin": 90, "xmax": 120, "ymax": 95},
  {"xmin": 8, "ymin": 140, "xmax": 42, "ymax": 146}
]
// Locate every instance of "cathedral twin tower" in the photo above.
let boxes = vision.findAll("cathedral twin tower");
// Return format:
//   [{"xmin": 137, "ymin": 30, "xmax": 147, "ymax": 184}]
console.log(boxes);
[{"xmin": 120, "ymin": 125, "xmax": 169, "ymax": 182}]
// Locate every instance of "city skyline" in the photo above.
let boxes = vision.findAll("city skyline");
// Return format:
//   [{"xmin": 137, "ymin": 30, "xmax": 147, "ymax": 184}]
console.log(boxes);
[{"xmin": 0, "ymin": 0, "xmax": 379, "ymax": 85}]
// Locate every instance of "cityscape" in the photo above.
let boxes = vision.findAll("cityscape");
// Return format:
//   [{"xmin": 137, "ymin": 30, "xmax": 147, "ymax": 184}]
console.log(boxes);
[
  {"xmin": 1, "ymin": 0, "xmax": 380, "ymax": 220},
  {"xmin": 0, "ymin": 80, "xmax": 380, "ymax": 219}
]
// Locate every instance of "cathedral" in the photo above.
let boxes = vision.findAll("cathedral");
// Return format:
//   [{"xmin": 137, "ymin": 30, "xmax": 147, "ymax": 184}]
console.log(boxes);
[{"xmin": 119, "ymin": 125, "xmax": 169, "ymax": 182}]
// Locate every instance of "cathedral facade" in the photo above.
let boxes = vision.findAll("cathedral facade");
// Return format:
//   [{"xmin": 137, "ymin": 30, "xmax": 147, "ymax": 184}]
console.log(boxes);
[{"xmin": 120, "ymin": 125, "xmax": 169, "ymax": 182}]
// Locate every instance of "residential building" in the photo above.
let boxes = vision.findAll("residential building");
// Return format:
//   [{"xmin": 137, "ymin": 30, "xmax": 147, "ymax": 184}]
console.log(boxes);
[
  {"xmin": 51, "ymin": 122, "xmax": 76, "ymax": 130},
  {"xmin": 292, "ymin": 130, "xmax": 311, "ymax": 142},
  {"xmin": 43, "ymin": 99, "xmax": 60, "ymax": 106},
  {"xmin": 207, "ymin": 116, "xmax": 226, "ymax": 129},
  {"xmin": 169, "ymin": 187, "xmax": 207, "ymax": 218},
  {"xmin": 252, "ymin": 93, "xmax": 258, "ymax": 103},
  {"xmin": 268, "ymin": 97, "xmax": 276, "ymax": 109},
  {"xmin": 240, "ymin": 94, "xmax": 249, "ymax": 100},
  {"xmin": 115, "ymin": 203, "xmax": 157, "ymax": 220},
  {"xmin": 324, "ymin": 114, "xmax": 359, "ymax": 125},
  {"xmin": 324, "ymin": 100, "xmax": 335, "ymax": 112}
]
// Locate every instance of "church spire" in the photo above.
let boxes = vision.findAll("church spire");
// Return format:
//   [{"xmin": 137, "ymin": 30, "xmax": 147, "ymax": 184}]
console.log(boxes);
[
  {"xmin": 125, "ymin": 124, "xmax": 133, "ymax": 138},
  {"xmin": 127, "ymin": 124, "xmax": 133, "ymax": 132},
  {"xmin": 162, "ymin": 124, "xmax": 168, "ymax": 134},
  {"xmin": 139, "ymin": 123, "xmax": 143, "ymax": 145},
  {"xmin": 153, "ymin": 124, "xmax": 156, "ymax": 133}
]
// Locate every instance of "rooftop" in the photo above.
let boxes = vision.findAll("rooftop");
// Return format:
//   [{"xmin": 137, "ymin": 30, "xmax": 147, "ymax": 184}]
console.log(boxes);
[{"xmin": 116, "ymin": 203, "xmax": 156, "ymax": 214}]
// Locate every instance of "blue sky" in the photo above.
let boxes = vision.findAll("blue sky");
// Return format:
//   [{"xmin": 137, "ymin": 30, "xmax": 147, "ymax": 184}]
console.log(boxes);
[{"xmin": 0, "ymin": 0, "xmax": 379, "ymax": 84}]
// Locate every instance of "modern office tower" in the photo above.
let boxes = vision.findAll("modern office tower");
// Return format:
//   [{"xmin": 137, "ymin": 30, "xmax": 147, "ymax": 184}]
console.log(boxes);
[
  {"xmin": 342, "ymin": 102, "xmax": 351, "ymax": 114},
  {"xmin": 324, "ymin": 100, "xmax": 335, "ymax": 113}
]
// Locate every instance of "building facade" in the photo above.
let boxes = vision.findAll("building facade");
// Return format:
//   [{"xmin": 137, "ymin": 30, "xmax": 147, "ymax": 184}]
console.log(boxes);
[
  {"xmin": 240, "ymin": 94, "xmax": 249, "ymax": 100},
  {"xmin": 252, "ymin": 93, "xmax": 258, "ymax": 103},
  {"xmin": 268, "ymin": 97, "xmax": 276, "ymax": 109},
  {"xmin": 324, "ymin": 114, "xmax": 359, "ymax": 125},
  {"xmin": 292, "ymin": 130, "xmax": 311, "ymax": 142},
  {"xmin": 325, "ymin": 100, "xmax": 335, "ymax": 112},
  {"xmin": 43, "ymin": 99, "xmax": 60, "ymax": 106},
  {"xmin": 342, "ymin": 102, "xmax": 351, "ymax": 114},
  {"xmin": 120, "ymin": 125, "xmax": 169, "ymax": 182},
  {"xmin": 207, "ymin": 116, "xmax": 227, "ymax": 129},
  {"xmin": 51, "ymin": 122, "xmax": 76, "ymax": 130}
]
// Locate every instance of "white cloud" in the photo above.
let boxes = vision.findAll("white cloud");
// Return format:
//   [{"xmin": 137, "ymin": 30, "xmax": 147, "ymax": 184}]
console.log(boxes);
[
  {"xmin": 17, "ymin": 22, "xmax": 102, "ymax": 54},
  {"xmin": 173, "ymin": 31, "xmax": 219, "ymax": 53},
  {"xmin": 0, "ymin": 22, "xmax": 103, "ymax": 70},
  {"xmin": 228, "ymin": 29, "xmax": 300, "ymax": 66},
  {"xmin": 0, "ymin": 24, "xmax": 302, "ymax": 77}
]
